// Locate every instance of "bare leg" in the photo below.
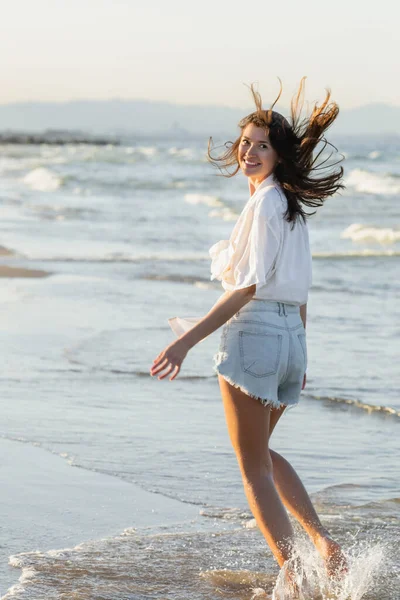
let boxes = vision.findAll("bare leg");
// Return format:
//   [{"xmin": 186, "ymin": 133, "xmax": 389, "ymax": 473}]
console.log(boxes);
[
  {"xmin": 270, "ymin": 449, "xmax": 328, "ymax": 542},
  {"xmin": 218, "ymin": 375, "xmax": 295, "ymax": 568},
  {"xmin": 269, "ymin": 408, "xmax": 348, "ymax": 577}
]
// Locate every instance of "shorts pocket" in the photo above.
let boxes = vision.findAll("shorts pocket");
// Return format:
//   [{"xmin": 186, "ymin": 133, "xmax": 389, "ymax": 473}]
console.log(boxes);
[
  {"xmin": 239, "ymin": 331, "xmax": 282, "ymax": 378},
  {"xmin": 297, "ymin": 333, "xmax": 307, "ymax": 369}
]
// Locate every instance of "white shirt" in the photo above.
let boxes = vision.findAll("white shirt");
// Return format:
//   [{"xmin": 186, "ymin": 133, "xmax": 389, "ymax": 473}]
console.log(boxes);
[
  {"xmin": 168, "ymin": 174, "xmax": 312, "ymax": 339},
  {"xmin": 209, "ymin": 173, "xmax": 312, "ymax": 305}
]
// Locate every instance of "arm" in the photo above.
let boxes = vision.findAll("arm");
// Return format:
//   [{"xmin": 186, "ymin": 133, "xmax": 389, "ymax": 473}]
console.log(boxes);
[
  {"xmin": 151, "ymin": 195, "xmax": 279, "ymax": 381},
  {"xmin": 180, "ymin": 285, "xmax": 256, "ymax": 350},
  {"xmin": 150, "ymin": 285, "xmax": 256, "ymax": 380},
  {"xmin": 300, "ymin": 303, "xmax": 307, "ymax": 329},
  {"xmin": 300, "ymin": 303, "xmax": 307, "ymax": 390}
]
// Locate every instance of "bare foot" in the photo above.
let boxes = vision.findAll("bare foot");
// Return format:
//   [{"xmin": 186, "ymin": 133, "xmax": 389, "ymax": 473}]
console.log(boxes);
[
  {"xmin": 274, "ymin": 558, "xmax": 305, "ymax": 600},
  {"xmin": 315, "ymin": 534, "xmax": 348, "ymax": 579}
]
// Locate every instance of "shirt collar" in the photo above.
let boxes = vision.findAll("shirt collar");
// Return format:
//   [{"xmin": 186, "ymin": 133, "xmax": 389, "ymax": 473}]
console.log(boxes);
[
  {"xmin": 249, "ymin": 173, "xmax": 276, "ymax": 201},
  {"xmin": 255, "ymin": 173, "xmax": 276, "ymax": 192}
]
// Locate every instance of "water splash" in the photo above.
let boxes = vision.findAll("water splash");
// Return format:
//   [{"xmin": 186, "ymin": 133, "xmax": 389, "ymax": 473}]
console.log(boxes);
[{"xmin": 271, "ymin": 536, "xmax": 386, "ymax": 600}]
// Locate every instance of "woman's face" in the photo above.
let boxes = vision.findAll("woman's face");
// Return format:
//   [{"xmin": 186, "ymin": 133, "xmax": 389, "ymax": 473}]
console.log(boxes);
[{"xmin": 238, "ymin": 123, "xmax": 279, "ymax": 185}]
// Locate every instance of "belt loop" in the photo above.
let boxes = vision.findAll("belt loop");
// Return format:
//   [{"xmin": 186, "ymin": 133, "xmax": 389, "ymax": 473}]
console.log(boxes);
[
  {"xmin": 278, "ymin": 302, "xmax": 282, "ymax": 317},
  {"xmin": 283, "ymin": 303, "xmax": 287, "ymax": 317}
]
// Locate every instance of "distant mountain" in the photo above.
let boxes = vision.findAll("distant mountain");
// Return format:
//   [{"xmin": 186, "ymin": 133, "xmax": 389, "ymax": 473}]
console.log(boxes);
[{"xmin": 0, "ymin": 99, "xmax": 399, "ymax": 136}]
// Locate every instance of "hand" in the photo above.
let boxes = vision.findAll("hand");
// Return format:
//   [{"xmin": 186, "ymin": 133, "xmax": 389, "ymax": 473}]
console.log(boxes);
[
  {"xmin": 150, "ymin": 339, "xmax": 190, "ymax": 381},
  {"xmin": 302, "ymin": 373, "xmax": 307, "ymax": 390}
]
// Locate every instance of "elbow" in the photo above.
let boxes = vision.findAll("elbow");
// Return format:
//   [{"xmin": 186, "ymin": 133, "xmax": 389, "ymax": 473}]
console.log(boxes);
[
  {"xmin": 231, "ymin": 283, "xmax": 257, "ymax": 298},
  {"xmin": 242, "ymin": 283, "xmax": 256, "ymax": 297}
]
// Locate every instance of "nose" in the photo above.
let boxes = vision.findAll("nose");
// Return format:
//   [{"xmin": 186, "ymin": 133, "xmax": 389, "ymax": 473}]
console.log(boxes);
[{"xmin": 245, "ymin": 143, "xmax": 258, "ymax": 155}]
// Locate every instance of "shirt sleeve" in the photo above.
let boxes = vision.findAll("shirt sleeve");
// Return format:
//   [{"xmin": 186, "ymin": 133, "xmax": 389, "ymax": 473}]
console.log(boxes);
[{"xmin": 220, "ymin": 200, "xmax": 282, "ymax": 292}]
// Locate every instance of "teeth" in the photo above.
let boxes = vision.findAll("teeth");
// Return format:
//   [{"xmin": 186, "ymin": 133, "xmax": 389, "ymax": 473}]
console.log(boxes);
[{"xmin": 245, "ymin": 160, "xmax": 259, "ymax": 166}]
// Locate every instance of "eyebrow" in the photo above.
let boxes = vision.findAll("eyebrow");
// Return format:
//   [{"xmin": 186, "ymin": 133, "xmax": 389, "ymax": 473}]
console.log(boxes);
[{"xmin": 242, "ymin": 136, "xmax": 269, "ymax": 143}]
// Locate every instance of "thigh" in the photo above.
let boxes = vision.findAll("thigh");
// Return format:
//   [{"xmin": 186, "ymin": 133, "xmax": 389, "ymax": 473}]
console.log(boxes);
[
  {"xmin": 218, "ymin": 374, "xmax": 272, "ymax": 470},
  {"xmin": 269, "ymin": 405, "xmax": 286, "ymax": 438}
]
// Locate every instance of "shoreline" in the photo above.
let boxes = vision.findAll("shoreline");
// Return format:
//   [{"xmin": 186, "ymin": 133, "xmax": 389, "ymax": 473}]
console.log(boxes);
[
  {"xmin": 0, "ymin": 437, "xmax": 198, "ymax": 595},
  {"xmin": 0, "ymin": 248, "xmax": 50, "ymax": 278},
  {"xmin": 0, "ymin": 265, "xmax": 50, "ymax": 278}
]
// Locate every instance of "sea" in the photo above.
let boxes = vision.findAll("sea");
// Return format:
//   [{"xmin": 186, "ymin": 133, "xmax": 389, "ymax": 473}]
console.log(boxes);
[{"xmin": 0, "ymin": 132, "xmax": 399, "ymax": 599}]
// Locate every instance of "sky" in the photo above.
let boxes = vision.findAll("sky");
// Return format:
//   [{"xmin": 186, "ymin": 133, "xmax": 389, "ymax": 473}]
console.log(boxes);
[{"xmin": 1, "ymin": 0, "xmax": 399, "ymax": 109}]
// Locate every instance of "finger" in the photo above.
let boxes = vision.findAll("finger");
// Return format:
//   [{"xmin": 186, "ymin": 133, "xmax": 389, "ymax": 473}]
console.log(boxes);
[
  {"xmin": 152, "ymin": 354, "xmax": 165, "ymax": 366},
  {"xmin": 150, "ymin": 357, "xmax": 168, "ymax": 375},
  {"xmin": 169, "ymin": 364, "xmax": 180, "ymax": 381},
  {"xmin": 152, "ymin": 351, "xmax": 165, "ymax": 364},
  {"xmin": 158, "ymin": 364, "xmax": 175, "ymax": 380}
]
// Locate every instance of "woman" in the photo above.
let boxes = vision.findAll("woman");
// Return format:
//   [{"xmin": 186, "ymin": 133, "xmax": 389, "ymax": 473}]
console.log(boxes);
[{"xmin": 150, "ymin": 78, "xmax": 347, "ymax": 594}]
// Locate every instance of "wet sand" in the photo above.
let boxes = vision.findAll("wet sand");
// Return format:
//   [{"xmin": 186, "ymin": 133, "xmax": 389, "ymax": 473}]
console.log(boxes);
[
  {"xmin": 0, "ymin": 245, "xmax": 49, "ymax": 278},
  {"xmin": 0, "ymin": 265, "xmax": 50, "ymax": 278},
  {"xmin": 0, "ymin": 437, "xmax": 197, "ymax": 594}
]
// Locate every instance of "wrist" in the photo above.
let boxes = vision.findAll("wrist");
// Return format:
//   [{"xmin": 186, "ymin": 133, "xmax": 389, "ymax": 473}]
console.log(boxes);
[{"xmin": 178, "ymin": 332, "xmax": 196, "ymax": 352}]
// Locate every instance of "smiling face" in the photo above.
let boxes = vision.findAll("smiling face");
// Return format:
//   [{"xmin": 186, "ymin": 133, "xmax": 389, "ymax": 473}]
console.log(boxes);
[{"xmin": 238, "ymin": 123, "xmax": 279, "ymax": 188}]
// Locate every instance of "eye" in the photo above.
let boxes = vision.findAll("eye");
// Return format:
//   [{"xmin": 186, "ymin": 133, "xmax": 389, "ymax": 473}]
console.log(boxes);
[
  {"xmin": 260, "ymin": 144, "xmax": 268, "ymax": 149},
  {"xmin": 241, "ymin": 139, "xmax": 249, "ymax": 145}
]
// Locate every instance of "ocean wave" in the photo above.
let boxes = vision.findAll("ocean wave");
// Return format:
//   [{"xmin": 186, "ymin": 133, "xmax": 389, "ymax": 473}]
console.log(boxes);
[
  {"xmin": 22, "ymin": 167, "xmax": 63, "ymax": 192},
  {"xmin": 354, "ymin": 497, "xmax": 400, "ymax": 510},
  {"xmin": 313, "ymin": 249, "xmax": 400, "ymax": 258},
  {"xmin": 5, "ymin": 248, "xmax": 400, "ymax": 264},
  {"xmin": 208, "ymin": 207, "xmax": 239, "ymax": 221},
  {"xmin": 133, "ymin": 145, "xmax": 158, "ymax": 157},
  {"xmin": 368, "ymin": 150, "xmax": 382, "ymax": 160},
  {"xmin": 345, "ymin": 168, "xmax": 400, "ymax": 195},
  {"xmin": 140, "ymin": 273, "xmax": 215, "ymax": 286},
  {"xmin": 200, "ymin": 506, "xmax": 252, "ymax": 521},
  {"xmin": 168, "ymin": 146, "xmax": 194, "ymax": 158},
  {"xmin": 184, "ymin": 193, "xmax": 223, "ymax": 207},
  {"xmin": 64, "ymin": 357, "xmax": 215, "ymax": 381},
  {"xmin": 341, "ymin": 223, "xmax": 400, "ymax": 245},
  {"xmin": 183, "ymin": 191, "xmax": 239, "ymax": 221},
  {"xmin": 80, "ymin": 365, "xmax": 215, "ymax": 380},
  {"xmin": 69, "ymin": 175, "xmax": 189, "ymax": 192},
  {"xmin": 5, "ymin": 519, "xmax": 389, "ymax": 600},
  {"xmin": 26, "ymin": 203, "xmax": 99, "ymax": 221},
  {"xmin": 307, "ymin": 393, "xmax": 400, "ymax": 418},
  {"xmin": 21, "ymin": 252, "xmax": 211, "ymax": 263}
]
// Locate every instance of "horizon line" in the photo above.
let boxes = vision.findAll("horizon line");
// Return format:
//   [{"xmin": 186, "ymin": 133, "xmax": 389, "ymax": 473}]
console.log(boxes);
[{"xmin": 0, "ymin": 98, "xmax": 400, "ymax": 111}]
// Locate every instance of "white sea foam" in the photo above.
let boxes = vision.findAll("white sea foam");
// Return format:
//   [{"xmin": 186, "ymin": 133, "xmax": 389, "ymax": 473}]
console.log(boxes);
[
  {"xmin": 184, "ymin": 193, "xmax": 223, "ymax": 207},
  {"xmin": 135, "ymin": 146, "xmax": 158, "ymax": 157},
  {"xmin": 368, "ymin": 150, "xmax": 382, "ymax": 160},
  {"xmin": 345, "ymin": 168, "xmax": 400, "ymax": 195},
  {"xmin": 22, "ymin": 168, "xmax": 62, "ymax": 192},
  {"xmin": 208, "ymin": 207, "xmax": 239, "ymax": 221},
  {"xmin": 168, "ymin": 147, "xmax": 193, "ymax": 158},
  {"xmin": 313, "ymin": 249, "xmax": 400, "ymax": 258},
  {"xmin": 341, "ymin": 223, "xmax": 400, "ymax": 245}
]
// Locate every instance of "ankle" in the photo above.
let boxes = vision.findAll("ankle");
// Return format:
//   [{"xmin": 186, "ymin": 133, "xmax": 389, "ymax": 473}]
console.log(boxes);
[{"xmin": 312, "ymin": 527, "xmax": 331, "ymax": 545}]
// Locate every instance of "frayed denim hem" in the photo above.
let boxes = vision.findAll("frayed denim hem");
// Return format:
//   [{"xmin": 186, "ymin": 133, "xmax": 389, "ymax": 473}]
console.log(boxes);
[
  {"xmin": 213, "ymin": 349, "xmax": 301, "ymax": 411},
  {"xmin": 214, "ymin": 369, "xmax": 291, "ymax": 413}
]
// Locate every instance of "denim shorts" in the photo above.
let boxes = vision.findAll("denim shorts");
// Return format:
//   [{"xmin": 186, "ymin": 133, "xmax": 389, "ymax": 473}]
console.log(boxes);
[{"xmin": 213, "ymin": 299, "xmax": 307, "ymax": 410}]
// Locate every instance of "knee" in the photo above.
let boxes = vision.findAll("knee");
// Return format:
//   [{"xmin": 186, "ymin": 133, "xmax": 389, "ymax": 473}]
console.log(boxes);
[{"xmin": 238, "ymin": 451, "xmax": 273, "ymax": 484}]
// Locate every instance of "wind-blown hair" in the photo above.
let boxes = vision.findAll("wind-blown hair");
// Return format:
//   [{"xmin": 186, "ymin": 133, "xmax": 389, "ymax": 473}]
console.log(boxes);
[{"xmin": 207, "ymin": 77, "xmax": 344, "ymax": 223}]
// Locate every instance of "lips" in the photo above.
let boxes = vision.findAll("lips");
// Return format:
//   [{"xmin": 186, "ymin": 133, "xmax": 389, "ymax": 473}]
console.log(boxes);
[{"xmin": 243, "ymin": 159, "xmax": 261, "ymax": 167}]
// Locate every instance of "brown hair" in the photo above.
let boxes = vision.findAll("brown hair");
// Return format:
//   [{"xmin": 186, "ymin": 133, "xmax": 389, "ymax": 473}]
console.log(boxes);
[{"xmin": 207, "ymin": 77, "xmax": 344, "ymax": 223}]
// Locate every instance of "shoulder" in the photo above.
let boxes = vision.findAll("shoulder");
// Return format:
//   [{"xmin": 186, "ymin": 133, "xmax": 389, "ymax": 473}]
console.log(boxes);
[{"xmin": 254, "ymin": 183, "xmax": 286, "ymax": 219}]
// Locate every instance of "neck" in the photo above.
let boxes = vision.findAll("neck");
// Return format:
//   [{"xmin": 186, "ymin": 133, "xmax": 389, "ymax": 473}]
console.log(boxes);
[{"xmin": 248, "ymin": 172, "xmax": 275, "ymax": 197}]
